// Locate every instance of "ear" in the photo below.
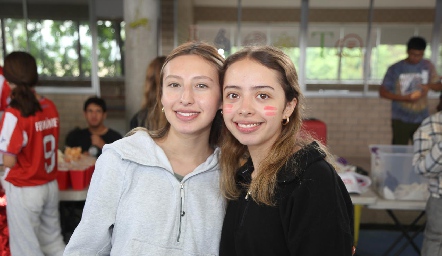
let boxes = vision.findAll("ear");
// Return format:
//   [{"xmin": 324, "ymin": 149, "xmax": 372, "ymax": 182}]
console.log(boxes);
[{"xmin": 283, "ymin": 98, "xmax": 297, "ymax": 118}]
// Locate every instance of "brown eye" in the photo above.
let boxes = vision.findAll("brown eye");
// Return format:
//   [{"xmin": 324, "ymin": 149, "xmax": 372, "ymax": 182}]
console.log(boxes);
[
  {"xmin": 226, "ymin": 93, "xmax": 238, "ymax": 99},
  {"xmin": 257, "ymin": 94, "xmax": 269, "ymax": 100}
]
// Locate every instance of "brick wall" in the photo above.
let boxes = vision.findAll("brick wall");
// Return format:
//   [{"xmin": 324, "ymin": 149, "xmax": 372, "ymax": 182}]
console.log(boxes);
[{"xmin": 304, "ymin": 97, "xmax": 439, "ymax": 158}]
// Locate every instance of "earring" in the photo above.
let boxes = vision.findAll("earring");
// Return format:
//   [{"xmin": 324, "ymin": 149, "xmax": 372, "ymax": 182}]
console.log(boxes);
[
  {"xmin": 221, "ymin": 110, "xmax": 223, "ymax": 114},
  {"xmin": 161, "ymin": 107, "xmax": 164, "ymax": 113},
  {"xmin": 282, "ymin": 117, "xmax": 289, "ymax": 126}
]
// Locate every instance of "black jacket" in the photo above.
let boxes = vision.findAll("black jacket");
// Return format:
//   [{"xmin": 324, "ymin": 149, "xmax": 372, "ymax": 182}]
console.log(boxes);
[{"xmin": 219, "ymin": 142, "xmax": 354, "ymax": 256}]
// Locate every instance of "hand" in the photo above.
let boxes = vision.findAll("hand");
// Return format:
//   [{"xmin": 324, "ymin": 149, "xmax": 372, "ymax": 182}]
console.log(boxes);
[
  {"xmin": 90, "ymin": 134, "xmax": 105, "ymax": 149},
  {"xmin": 408, "ymin": 90, "xmax": 422, "ymax": 102}
]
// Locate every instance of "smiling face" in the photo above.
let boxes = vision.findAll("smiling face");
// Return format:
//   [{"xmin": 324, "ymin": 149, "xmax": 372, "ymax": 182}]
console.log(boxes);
[
  {"xmin": 223, "ymin": 58, "xmax": 297, "ymax": 153},
  {"xmin": 161, "ymin": 54, "xmax": 221, "ymax": 138}
]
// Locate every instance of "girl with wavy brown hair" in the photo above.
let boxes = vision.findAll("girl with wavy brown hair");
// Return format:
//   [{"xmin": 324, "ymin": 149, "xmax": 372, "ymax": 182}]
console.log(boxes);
[{"xmin": 219, "ymin": 46, "xmax": 355, "ymax": 255}]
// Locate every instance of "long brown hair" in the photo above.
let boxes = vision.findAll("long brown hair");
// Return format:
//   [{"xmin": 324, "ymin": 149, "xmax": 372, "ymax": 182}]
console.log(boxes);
[
  {"xmin": 148, "ymin": 41, "xmax": 225, "ymax": 148},
  {"xmin": 3, "ymin": 51, "xmax": 42, "ymax": 117},
  {"xmin": 143, "ymin": 56, "xmax": 167, "ymax": 130},
  {"xmin": 220, "ymin": 46, "xmax": 307, "ymax": 205}
]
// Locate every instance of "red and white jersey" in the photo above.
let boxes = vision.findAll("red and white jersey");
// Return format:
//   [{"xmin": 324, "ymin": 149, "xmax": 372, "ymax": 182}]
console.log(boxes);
[
  {"xmin": 0, "ymin": 66, "xmax": 11, "ymax": 114},
  {"xmin": 0, "ymin": 97, "xmax": 59, "ymax": 186}
]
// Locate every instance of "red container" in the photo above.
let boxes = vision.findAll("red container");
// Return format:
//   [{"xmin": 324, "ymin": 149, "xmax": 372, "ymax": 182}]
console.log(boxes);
[
  {"xmin": 301, "ymin": 118, "xmax": 327, "ymax": 145},
  {"xmin": 69, "ymin": 170, "xmax": 87, "ymax": 190},
  {"xmin": 84, "ymin": 165, "xmax": 95, "ymax": 186},
  {"xmin": 56, "ymin": 169, "xmax": 70, "ymax": 190}
]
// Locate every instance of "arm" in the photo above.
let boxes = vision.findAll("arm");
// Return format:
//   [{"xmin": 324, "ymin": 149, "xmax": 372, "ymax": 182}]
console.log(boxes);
[
  {"xmin": 284, "ymin": 162, "xmax": 353, "ymax": 255},
  {"xmin": 3, "ymin": 154, "xmax": 16, "ymax": 168},
  {"xmin": 64, "ymin": 148, "xmax": 127, "ymax": 255},
  {"xmin": 379, "ymin": 64, "xmax": 423, "ymax": 102},
  {"xmin": 426, "ymin": 61, "xmax": 442, "ymax": 91},
  {"xmin": 413, "ymin": 122, "xmax": 442, "ymax": 177},
  {"xmin": 379, "ymin": 85, "xmax": 421, "ymax": 102}
]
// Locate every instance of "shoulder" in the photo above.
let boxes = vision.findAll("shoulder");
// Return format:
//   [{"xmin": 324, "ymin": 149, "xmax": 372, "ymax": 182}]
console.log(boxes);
[
  {"xmin": 107, "ymin": 128, "xmax": 123, "ymax": 138},
  {"xmin": 277, "ymin": 142, "xmax": 327, "ymax": 183},
  {"xmin": 103, "ymin": 130, "xmax": 157, "ymax": 164},
  {"xmin": 388, "ymin": 60, "xmax": 406, "ymax": 70},
  {"xmin": 422, "ymin": 59, "xmax": 435, "ymax": 66},
  {"xmin": 417, "ymin": 112, "xmax": 442, "ymax": 132}
]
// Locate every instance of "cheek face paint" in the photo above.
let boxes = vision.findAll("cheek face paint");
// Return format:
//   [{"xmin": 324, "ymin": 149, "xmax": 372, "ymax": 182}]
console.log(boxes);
[
  {"xmin": 264, "ymin": 105, "xmax": 277, "ymax": 116},
  {"xmin": 223, "ymin": 104, "xmax": 233, "ymax": 114}
]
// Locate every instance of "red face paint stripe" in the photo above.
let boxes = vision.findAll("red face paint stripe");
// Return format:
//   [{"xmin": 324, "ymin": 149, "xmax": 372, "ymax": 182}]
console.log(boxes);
[{"xmin": 264, "ymin": 106, "xmax": 277, "ymax": 111}]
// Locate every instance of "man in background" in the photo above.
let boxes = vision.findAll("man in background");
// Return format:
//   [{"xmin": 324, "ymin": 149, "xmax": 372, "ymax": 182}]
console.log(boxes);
[
  {"xmin": 65, "ymin": 96, "xmax": 122, "ymax": 158},
  {"xmin": 413, "ymin": 94, "xmax": 442, "ymax": 256},
  {"xmin": 62, "ymin": 96, "xmax": 122, "ymax": 243},
  {"xmin": 380, "ymin": 36, "xmax": 442, "ymax": 145}
]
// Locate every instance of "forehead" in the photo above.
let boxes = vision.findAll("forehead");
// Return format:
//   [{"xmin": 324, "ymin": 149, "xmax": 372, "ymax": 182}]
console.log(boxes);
[
  {"xmin": 163, "ymin": 55, "xmax": 218, "ymax": 76},
  {"xmin": 224, "ymin": 58, "xmax": 280, "ymax": 85},
  {"xmin": 85, "ymin": 103, "xmax": 103, "ymax": 112},
  {"xmin": 408, "ymin": 49, "xmax": 424, "ymax": 56}
]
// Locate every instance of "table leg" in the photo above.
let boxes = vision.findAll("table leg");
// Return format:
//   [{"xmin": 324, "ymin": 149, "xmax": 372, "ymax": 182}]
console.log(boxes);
[
  {"xmin": 394, "ymin": 222, "xmax": 426, "ymax": 256},
  {"xmin": 382, "ymin": 210, "xmax": 425, "ymax": 256},
  {"xmin": 354, "ymin": 205, "xmax": 362, "ymax": 246}
]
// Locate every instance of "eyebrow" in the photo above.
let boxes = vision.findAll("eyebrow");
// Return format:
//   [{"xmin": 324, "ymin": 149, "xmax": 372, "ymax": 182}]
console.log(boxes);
[
  {"xmin": 164, "ymin": 75, "xmax": 214, "ymax": 82},
  {"xmin": 224, "ymin": 85, "xmax": 275, "ymax": 91}
]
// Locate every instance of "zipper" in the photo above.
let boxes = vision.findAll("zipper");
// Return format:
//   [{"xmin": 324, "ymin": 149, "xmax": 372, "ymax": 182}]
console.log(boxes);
[
  {"xmin": 177, "ymin": 183, "xmax": 185, "ymax": 242},
  {"xmin": 239, "ymin": 190, "xmax": 251, "ymax": 227}
]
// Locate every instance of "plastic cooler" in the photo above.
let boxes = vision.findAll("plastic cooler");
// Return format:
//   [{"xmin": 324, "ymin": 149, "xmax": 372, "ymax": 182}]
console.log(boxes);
[{"xmin": 369, "ymin": 144, "xmax": 428, "ymax": 200}]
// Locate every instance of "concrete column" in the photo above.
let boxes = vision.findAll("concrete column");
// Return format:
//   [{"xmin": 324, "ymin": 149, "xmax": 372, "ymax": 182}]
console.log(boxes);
[{"xmin": 124, "ymin": 0, "xmax": 159, "ymax": 131}]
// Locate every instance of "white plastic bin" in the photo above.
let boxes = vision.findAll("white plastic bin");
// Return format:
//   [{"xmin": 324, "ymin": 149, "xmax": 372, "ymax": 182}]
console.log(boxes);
[{"xmin": 369, "ymin": 144, "xmax": 428, "ymax": 201}]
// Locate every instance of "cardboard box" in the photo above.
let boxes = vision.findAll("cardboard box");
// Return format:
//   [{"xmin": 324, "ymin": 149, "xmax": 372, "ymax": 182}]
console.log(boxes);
[{"xmin": 369, "ymin": 144, "xmax": 428, "ymax": 201}]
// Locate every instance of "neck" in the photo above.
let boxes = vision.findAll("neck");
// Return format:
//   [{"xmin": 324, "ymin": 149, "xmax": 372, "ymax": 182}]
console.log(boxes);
[
  {"xmin": 248, "ymin": 146, "xmax": 271, "ymax": 179},
  {"xmin": 156, "ymin": 129, "xmax": 214, "ymax": 172}
]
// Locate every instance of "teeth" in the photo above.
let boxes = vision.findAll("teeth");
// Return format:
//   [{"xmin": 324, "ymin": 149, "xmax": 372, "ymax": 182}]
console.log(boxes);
[
  {"xmin": 238, "ymin": 123, "xmax": 259, "ymax": 128},
  {"xmin": 177, "ymin": 112, "xmax": 197, "ymax": 117}
]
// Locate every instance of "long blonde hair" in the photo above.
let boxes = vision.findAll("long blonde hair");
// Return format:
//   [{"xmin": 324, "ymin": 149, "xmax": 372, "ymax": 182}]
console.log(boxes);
[{"xmin": 220, "ymin": 46, "xmax": 322, "ymax": 206}]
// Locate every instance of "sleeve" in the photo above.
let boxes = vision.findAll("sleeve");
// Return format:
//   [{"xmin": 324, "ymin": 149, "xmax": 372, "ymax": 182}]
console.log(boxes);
[
  {"xmin": 0, "ymin": 81, "xmax": 10, "ymax": 111},
  {"xmin": 0, "ymin": 111, "xmax": 23, "ymax": 155},
  {"xmin": 381, "ymin": 65, "xmax": 397, "ymax": 93},
  {"xmin": 284, "ymin": 162, "xmax": 354, "ymax": 256},
  {"xmin": 63, "ymin": 148, "xmax": 127, "ymax": 255},
  {"xmin": 413, "ymin": 121, "xmax": 442, "ymax": 177}
]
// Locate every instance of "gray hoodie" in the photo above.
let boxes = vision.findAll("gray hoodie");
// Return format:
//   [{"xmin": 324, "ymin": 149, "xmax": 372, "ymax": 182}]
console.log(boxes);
[{"xmin": 64, "ymin": 131, "xmax": 226, "ymax": 256}]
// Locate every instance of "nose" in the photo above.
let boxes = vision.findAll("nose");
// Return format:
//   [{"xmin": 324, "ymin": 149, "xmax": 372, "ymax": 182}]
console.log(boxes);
[
  {"xmin": 180, "ymin": 85, "xmax": 194, "ymax": 105},
  {"xmin": 238, "ymin": 98, "xmax": 253, "ymax": 116}
]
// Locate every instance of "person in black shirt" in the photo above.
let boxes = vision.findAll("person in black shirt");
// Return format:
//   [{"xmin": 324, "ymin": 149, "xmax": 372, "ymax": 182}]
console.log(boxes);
[
  {"xmin": 65, "ymin": 96, "xmax": 122, "ymax": 157},
  {"xmin": 219, "ymin": 46, "xmax": 355, "ymax": 255}
]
